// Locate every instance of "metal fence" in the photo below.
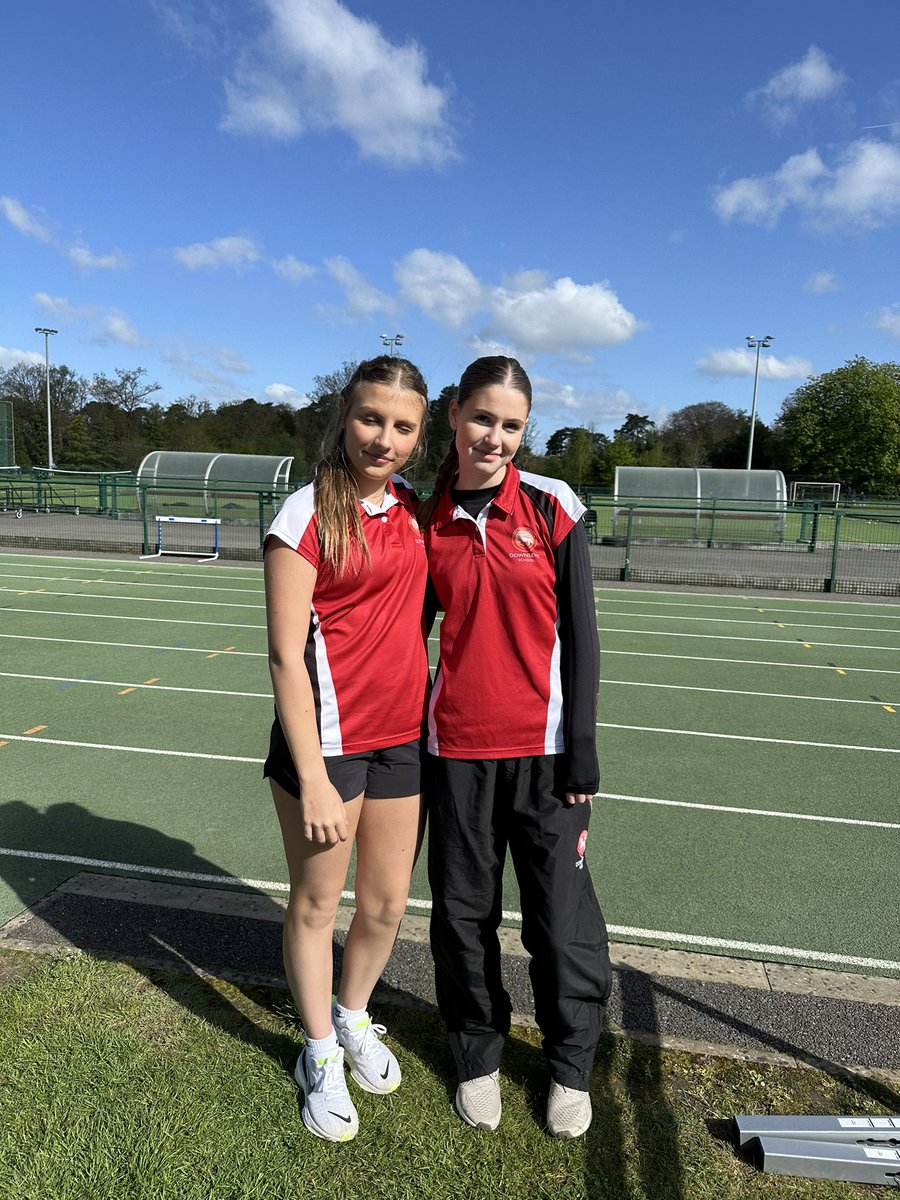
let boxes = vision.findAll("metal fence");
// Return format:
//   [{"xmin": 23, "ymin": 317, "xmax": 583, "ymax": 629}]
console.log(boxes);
[{"xmin": 2, "ymin": 479, "xmax": 899, "ymax": 595}]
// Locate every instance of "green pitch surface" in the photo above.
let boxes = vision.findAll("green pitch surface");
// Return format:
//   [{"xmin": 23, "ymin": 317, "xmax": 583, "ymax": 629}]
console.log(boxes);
[{"xmin": 1, "ymin": 552, "xmax": 899, "ymax": 976}]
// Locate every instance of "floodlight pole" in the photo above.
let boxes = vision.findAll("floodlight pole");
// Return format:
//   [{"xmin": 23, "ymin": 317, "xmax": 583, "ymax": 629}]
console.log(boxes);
[
  {"xmin": 380, "ymin": 332, "xmax": 404, "ymax": 357},
  {"xmin": 35, "ymin": 327, "xmax": 58, "ymax": 469},
  {"xmin": 745, "ymin": 335, "xmax": 773, "ymax": 470}
]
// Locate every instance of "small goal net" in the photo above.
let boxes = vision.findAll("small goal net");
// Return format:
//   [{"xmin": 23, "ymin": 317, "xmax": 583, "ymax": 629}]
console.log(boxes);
[
  {"xmin": 141, "ymin": 515, "xmax": 221, "ymax": 562},
  {"xmin": 790, "ymin": 481, "xmax": 841, "ymax": 507}
]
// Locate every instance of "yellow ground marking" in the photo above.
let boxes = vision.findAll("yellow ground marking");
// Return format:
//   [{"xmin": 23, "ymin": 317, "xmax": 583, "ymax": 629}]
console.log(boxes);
[
  {"xmin": 117, "ymin": 688, "xmax": 137, "ymax": 696},
  {"xmin": 884, "ymin": 706, "xmax": 896, "ymax": 714},
  {"xmin": 207, "ymin": 652, "xmax": 220, "ymax": 659},
  {"xmin": 836, "ymin": 669, "xmax": 847, "ymax": 676},
  {"xmin": 757, "ymin": 608, "xmax": 765, "ymax": 613},
  {"xmin": 17, "ymin": 591, "xmax": 29, "ymax": 595},
  {"xmin": 775, "ymin": 623, "xmax": 785, "ymax": 628},
  {"xmin": 0, "ymin": 741, "xmax": 8, "ymax": 748},
  {"xmin": 802, "ymin": 642, "xmax": 812, "ymax": 649},
  {"xmin": 143, "ymin": 678, "xmax": 160, "ymax": 684},
  {"xmin": 23, "ymin": 726, "xmax": 48, "ymax": 735},
  {"xmin": 223, "ymin": 645, "xmax": 236, "ymax": 652}
]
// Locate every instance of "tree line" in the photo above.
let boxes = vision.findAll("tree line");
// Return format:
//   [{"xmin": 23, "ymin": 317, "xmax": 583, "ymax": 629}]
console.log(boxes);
[{"xmin": 2, "ymin": 356, "xmax": 899, "ymax": 494}]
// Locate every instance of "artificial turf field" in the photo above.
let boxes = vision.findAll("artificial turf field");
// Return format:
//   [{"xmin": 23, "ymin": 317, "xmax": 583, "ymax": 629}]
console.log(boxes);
[{"xmin": 0, "ymin": 549, "xmax": 898, "ymax": 977}]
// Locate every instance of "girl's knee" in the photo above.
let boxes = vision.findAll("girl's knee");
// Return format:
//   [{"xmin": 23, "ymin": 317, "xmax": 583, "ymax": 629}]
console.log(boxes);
[{"xmin": 286, "ymin": 890, "xmax": 340, "ymax": 932}]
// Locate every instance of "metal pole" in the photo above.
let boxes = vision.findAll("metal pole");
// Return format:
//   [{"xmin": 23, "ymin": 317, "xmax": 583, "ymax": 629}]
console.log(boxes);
[
  {"xmin": 380, "ymin": 333, "xmax": 404, "ymax": 357},
  {"xmin": 35, "ymin": 327, "xmax": 58, "ymax": 469},
  {"xmin": 745, "ymin": 335, "xmax": 773, "ymax": 471}
]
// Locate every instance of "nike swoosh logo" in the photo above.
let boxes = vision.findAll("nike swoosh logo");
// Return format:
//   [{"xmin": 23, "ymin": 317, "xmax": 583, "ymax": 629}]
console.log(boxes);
[
  {"xmin": 380, "ymin": 1066, "xmax": 390, "ymax": 1079},
  {"xmin": 329, "ymin": 1111, "xmax": 353, "ymax": 1123}
]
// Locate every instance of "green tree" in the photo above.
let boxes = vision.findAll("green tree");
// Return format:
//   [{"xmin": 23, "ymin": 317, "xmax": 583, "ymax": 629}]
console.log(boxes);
[
  {"xmin": 560, "ymin": 428, "xmax": 594, "ymax": 489},
  {"xmin": 775, "ymin": 357, "xmax": 900, "ymax": 492},
  {"xmin": 423, "ymin": 384, "xmax": 458, "ymax": 477},
  {"xmin": 596, "ymin": 437, "xmax": 638, "ymax": 488},
  {"xmin": 660, "ymin": 401, "xmax": 746, "ymax": 467},
  {"xmin": 90, "ymin": 367, "xmax": 160, "ymax": 413},
  {"xmin": 614, "ymin": 413, "xmax": 657, "ymax": 454}
]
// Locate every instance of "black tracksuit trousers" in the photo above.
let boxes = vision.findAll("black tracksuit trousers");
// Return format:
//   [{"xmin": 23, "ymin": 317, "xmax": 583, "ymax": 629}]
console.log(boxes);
[{"xmin": 427, "ymin": 753, "xmax": 612, "ymax": 1090}]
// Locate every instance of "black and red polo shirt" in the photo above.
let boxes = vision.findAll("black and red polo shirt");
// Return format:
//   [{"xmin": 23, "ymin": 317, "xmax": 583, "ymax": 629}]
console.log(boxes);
[
  {"xmin": 266, "ymin": 475, "xmax": 429, "ymax": 756},
  {"xmin": 424, "ymin": 464, "xmax": 600, "ymax": 788}
]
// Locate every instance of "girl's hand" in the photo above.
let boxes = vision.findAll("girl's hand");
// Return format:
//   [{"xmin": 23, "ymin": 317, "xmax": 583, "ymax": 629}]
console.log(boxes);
[
  {"xmin": 300, "ymin": 780, "xmax": 349, "ymax": 844},
  {"xmin": 565, "ymin": 792, "xmax": 594, "ymax": 806}
]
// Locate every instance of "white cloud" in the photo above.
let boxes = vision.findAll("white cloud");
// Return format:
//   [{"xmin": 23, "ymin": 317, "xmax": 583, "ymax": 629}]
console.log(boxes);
[
  {"xmin": 173, "ymin": 235, "xmax": 262, "ymax": 270},
  {"xmin": 803, "ymin": 270, "xmax": 841, "ymax": 293},
  {"xmin": 215, "ymin": 345, "xmax": 252, "ymax": 373},
  {"xmin": 713, "ymin": 138, "xmax": 900, "ymax": 231},
  {"xmin": 531, "ymin": 377, "xmax": 642, "ymax": 425},
  {"xmin": 395, "ymin": 249, "xmax": 483, "ymax": 328},
  {"xmin": 486, "ymin": 276, "xmax": 641, "ymax": 355},
  {"xmin": 696, "ymin": 347, "xmax": 812, "ymax": 380},
  {"xmin": 324, "ymin": 255, "xmax": 396, "ymax": 318},
  {"xmin": 0, "ymin": 345, "xmax": 44, "ymax": 369},
  {"xmin": 747, "ymin": 46, "xmax": 847, "ymax": 128},
  {"xmin": 466, "ymin": 335, "xmax": 522, "ymax": 362},
  {"xmin": 32, "ymin": 292, "xmax": 142, "ymax": 348},
  {"xmin": 221, "ymin": 0, "xmax": 457, "ymax": 168},
  {"xmin": 265, "ymin": 382, "xmax": 309, "ymax": 405},
  {"xmin": 875, "ymin": 305, "xmax": 900, "ymax": 340},
  {"xmin": 0, "ymin": 195, "xmax": 53, "ymax": 242},
  {"xmin": 272, "ymin": 254, "xmax": 317, "ymax": 283},
  {"xmin": 68, "ymin": 242, "xmax": 130, "ymax": 271}
]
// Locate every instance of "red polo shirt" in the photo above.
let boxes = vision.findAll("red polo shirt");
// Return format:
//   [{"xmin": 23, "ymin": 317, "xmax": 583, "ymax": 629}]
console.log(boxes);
[
  {"xmin": 424, "ymin": 465, "xmax": 584, "ymax": 759},
  {"xmin": 266, "ymin": 476, "xmax": 429, "ymax": 755}
]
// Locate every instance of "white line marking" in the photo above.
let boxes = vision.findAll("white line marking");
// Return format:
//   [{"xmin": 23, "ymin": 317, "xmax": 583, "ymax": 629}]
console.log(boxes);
[
  {"xmin": 600, "ymin": 609, "xmax": 900, "ymax": 635},
  {"xmin": 0, "ymin": 552, "xmax": 260, "ymax": 576},
  {"xmin": 0, "ymin": 732, "xmax": 263, "ymax": 763},
  {"xmin": 595, "ymin": 584, "xmax": 900, "ymax": 612},
  {"xmin": 599, "ymin": 791, "xmax": 900, "ymax": 830},
  {"xmin": 1, "ymin": 846, "xmax": 897, "ymax": 971},
  {"xmin": 603, "ymin": 649, "xmax": 900, "ymax": 677},
  {"xmin": 0, "ymin": 671, "xmax": 271, "ymax": 698},
  {"xmin": 604, "ymin": 680, "xmax": 896, "ymax": 707},
  {"xmin": 0, "ymin": 571, "xmax": 263, "ymax": 597},
  {"xmin": 1, "ymin": 586, "xmax": 263, "ymax": 610},
  {"xmin": 599, "ymin": 722, "xmax": 900, "ymax": 753},
  {"xmin": 600, "ymin": 627, "xmax": 900, "ymax": 653},
  {"xmin": 0, "ymin": 607, "xmax": 266, "ymax": 630},
  {"xmin": 0, "ymin": 633, "xmax": 266, "ymax": 657},
  {"xmin": 595, "ymin": 595, "xmax": 900, "ymax": 620}
]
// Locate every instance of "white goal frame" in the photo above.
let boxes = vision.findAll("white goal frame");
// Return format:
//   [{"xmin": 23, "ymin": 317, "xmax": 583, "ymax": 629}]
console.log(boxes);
[
  {"xmin": 790, "ymin": 481, "xmax": 841, "ymax": 506},
  {"xmin": 140, "ymin": 515, "xmax": 221, "ymax": 563}
]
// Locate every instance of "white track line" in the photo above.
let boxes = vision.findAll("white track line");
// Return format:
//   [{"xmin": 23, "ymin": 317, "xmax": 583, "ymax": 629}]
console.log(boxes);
[
  {"xmin": 596, "ymin": 584, "xmax": 900, "ymax": 610},
  {"xmin": 604, "ymin": 680, "xmax": 897, "ymax": 707},
  {"xmin": 599, "ymin": 792, "xmax": 900, "ymax": 831},
  {"xmin": 1, "ymin": 586, "xmax": 263, "ymax": 610},
  {"xmin": 0, "ymin": 632, "xmax": 266, "ymax": 656},
  {"xmin": 0, "ymin": 552, "xmax": 260, "ymax": 575},
  {"xmin": 595, "ymin": 594, "xmax": 900, "ymax": 620},
  {"xmin": 601, "ymin": 627, "xmax": 900, "ymax": 653},
  {"xmin": 0, "ymin": 607, "xmax": 266, "ymax": 630},
  {"xmin": 0, "ymin": 733, "xmax": 263, "ymax": 763},
  {"xmin": 0, "ymin": 672, "xmax": 270, "ymax": 698},
  {"xmin": 0, "ymin": 571, "xmax": 263, "ymax": 596},
  {"xmin": 1, "ymin": 846, "xmax": 897, "ymax": 971},
  {"xmin": 600, "ymin": 610, "xmax": 899, "ymax": 635},
  {"xmin": 600, "ymin": 722, "xmax": 900, "ymax": 754},
  {"xmin": 604, "ymin": 649, "xmax": 900, "ymax": 676}
]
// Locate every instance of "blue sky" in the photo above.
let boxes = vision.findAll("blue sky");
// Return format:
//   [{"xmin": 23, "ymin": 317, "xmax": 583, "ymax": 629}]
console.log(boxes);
[{"xmin": 3, "ymin": 0, "xmax": 900, "ymax": 450}]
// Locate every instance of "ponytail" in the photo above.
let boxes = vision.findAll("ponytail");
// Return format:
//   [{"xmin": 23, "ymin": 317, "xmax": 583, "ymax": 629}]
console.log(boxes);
[{"xmin": 418, "ymin": 442, "xmax": 459, "ymax": 527}]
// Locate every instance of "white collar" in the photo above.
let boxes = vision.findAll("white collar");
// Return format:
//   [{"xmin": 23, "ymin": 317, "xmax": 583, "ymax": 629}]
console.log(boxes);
[{"xmin": 359, "ymin": 490, "xmax": 398, "ymax": 516}]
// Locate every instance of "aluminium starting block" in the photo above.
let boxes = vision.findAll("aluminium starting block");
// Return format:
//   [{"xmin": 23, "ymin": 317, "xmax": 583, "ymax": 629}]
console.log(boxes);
[{"xmin": 735, "ymin": 1115, "xmax": 900, "ymax": 1186}]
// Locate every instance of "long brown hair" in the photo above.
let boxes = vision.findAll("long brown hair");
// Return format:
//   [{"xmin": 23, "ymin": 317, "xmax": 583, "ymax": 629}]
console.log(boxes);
[
  {"xmin": 419, "ymin": 355, "xmax": 532, "ymax": 526},
  {"xmin": 315, "ymin": 355, "xmax": 428, "ymax": 575}
]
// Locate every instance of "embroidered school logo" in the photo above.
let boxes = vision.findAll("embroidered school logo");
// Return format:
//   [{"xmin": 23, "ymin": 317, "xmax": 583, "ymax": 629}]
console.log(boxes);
[
  {"xmin": 511, "ymin": 526, "xmax": 537, "ymax": 552},
  {"xmin": 575, "ymin": 829, "xmax": 588, "ymax": 870},
  {"xmin": 408, "ymin": 514, "xmax": 421, "ymax": 534}
]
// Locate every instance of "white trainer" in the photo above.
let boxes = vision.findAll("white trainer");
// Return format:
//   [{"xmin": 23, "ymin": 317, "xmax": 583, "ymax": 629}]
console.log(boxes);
[
  {"xmin": 455, "ymin": 1070, "xmax": 501, "ymax": 1130},
  {"xmin": 294, "ymin": 1047, "xmax": 359, "ymax": 1142},
  {"xmin": 333, "ymin": 1008, "xmax": 401, "ymax": 1094},
  {"xmin": 546, "ymin": 1081, "xmax": 592, "ymax": 1138}
]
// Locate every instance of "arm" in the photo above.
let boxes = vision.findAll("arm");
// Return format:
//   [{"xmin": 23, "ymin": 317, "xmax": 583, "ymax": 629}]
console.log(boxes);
[
  {"xmin": 264, "ymin": 541, "xmax": 348, "ymax": 845},
  {"xmin": 554, "ymin": 519, "xmax": 600, "ymax": 804}
]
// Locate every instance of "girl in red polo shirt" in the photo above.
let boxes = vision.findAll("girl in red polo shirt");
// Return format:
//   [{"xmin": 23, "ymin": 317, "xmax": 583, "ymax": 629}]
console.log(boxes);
[
  {"xmin": 421, "ymin": 355, "xmax": 610, "ymax": 1140},
  {"xmin": 263, "ymin": 356, "xmax": 429, "ymax": 1143}
]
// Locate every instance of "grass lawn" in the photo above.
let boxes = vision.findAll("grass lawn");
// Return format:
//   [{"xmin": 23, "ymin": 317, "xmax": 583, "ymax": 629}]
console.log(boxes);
[{"xmin": 1, "ymin": 950, "xmax": 897, "ymax": 1200}]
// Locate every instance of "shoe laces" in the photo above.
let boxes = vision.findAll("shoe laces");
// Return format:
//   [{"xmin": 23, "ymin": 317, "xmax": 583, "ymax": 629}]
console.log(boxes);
[
  {"xmin": 348, "ymin": 1018, "xmax": 387, "ymax": 1055},
  {"xmin": 309, "ymin": 1049, "xmax": 345, "ymax": 1094}
]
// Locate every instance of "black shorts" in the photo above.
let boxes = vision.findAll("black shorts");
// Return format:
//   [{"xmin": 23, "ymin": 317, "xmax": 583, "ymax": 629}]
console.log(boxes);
[{"xmin": 264, "ymin": 717, "xmax": 421, "ymax": 803}]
